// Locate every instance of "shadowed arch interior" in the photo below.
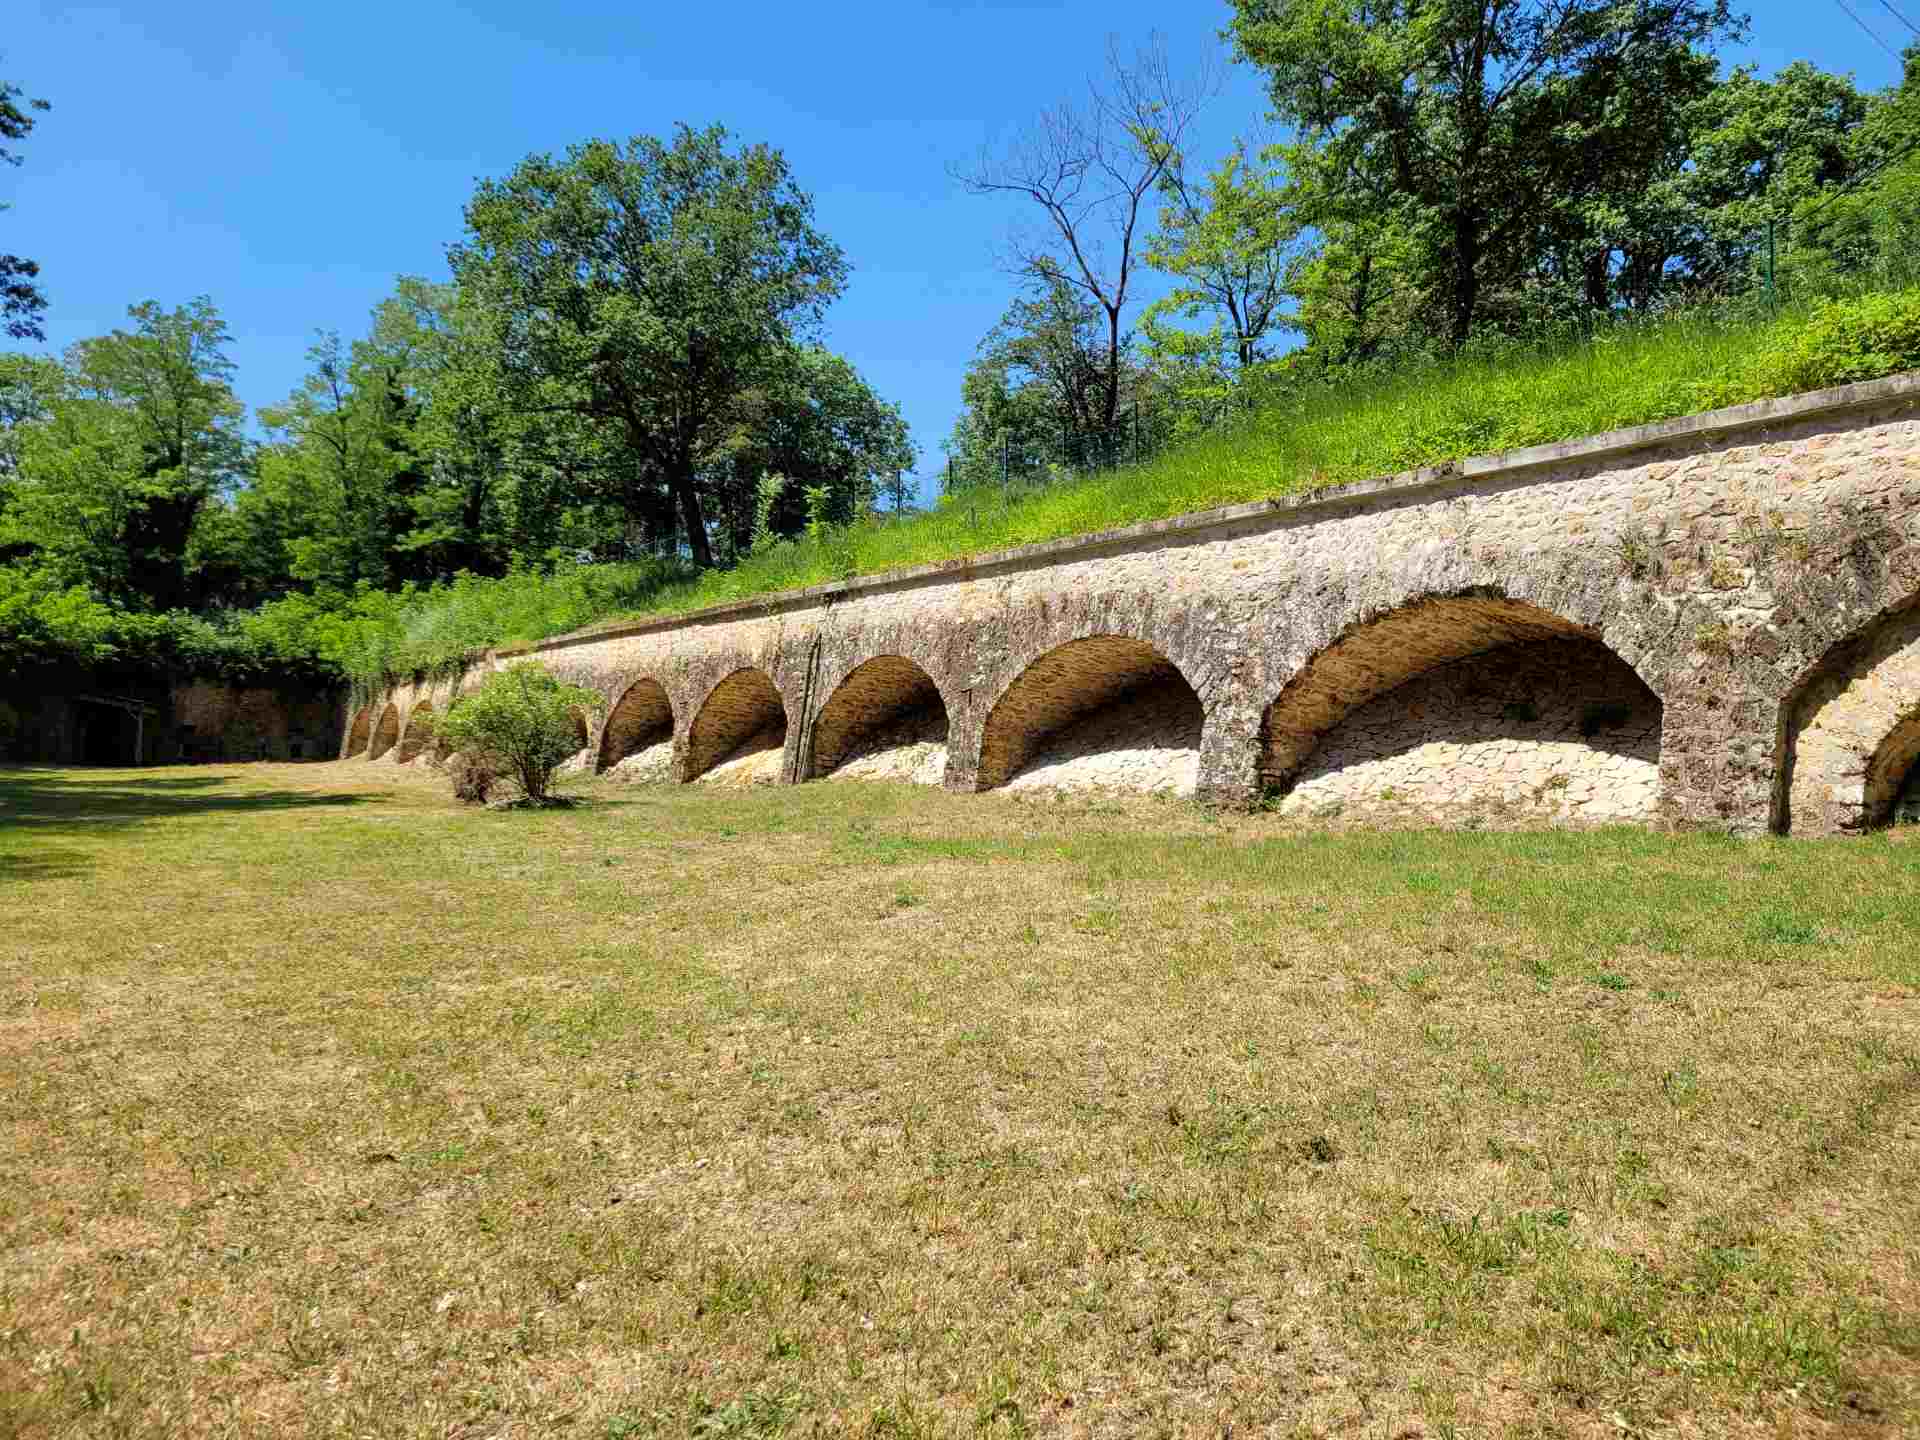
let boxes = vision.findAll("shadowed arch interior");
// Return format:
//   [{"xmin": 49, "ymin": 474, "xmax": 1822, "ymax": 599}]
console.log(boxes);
[
  {"xmin": 1778, "ymin": 599, "xmax": 1920, "ymax": 832},
  {"xmin": 396, "ymin": 703, "xmax": 436, "ymax": 763},
  {"xmin": 977, "ymin": 636, "xmax": 1201, "ymax": 790},
  {"xmin": 568, "ymin": 707, "xmax": 590, "ymax": 751},
  {"xmin": 809, "ymin": 657, "xmax": 949, "ymax": 779},
  {"xmin": 1260, "ymin": 596, "xmax": 1624, "ymax": 785},
  {"xmin": 367, "ymin": 704, "xmax": 401, "ymax": 761},
  {"xmin": 597, "ymin": 678, "xmax": 674, "ymax": 772},
  {"xmin": 686, "ymin": 669, "xmax": 787, "ymax": 781},
  {"xmin": 345, "ymin": 708, "xmax": 372, "ymax": 758}
]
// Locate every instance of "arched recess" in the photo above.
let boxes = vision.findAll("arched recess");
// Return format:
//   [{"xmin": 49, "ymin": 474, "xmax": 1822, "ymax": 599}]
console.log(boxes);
[
  {"xmin": 1778, "ymin": 599, "xmax": 1920, "ymax": 834},
  {"xmin": 367, "ymin": 703, "xmax": 401, "ymax": 761},
  {"xmin": 396, "ymin": 702, "xmax": 436, "ymax": 763},
  {"xmin": 809, "ymin": 656, "xmax": 950, "ymax": 782},
  {"xmin": 596, "ymin": 678, "xmax": 675, "ymax": 773},
  {"xmin": 1260, "ymin": 595, "xmax": 1663, "ymax": 821},
  {"xmin": 344, "ymin": 707, "xmax": 372, "ymax": 758},
  {"xmin": 977, "ymin": 636, "xmax": 1203, "ymax": 793},
  {"xmin": 568, "ymin": 707, "xmax": 591, "ymax": 752},
  {"xmin": 686, "ymin": 669, "xmax": 787, "ymax": 782}
]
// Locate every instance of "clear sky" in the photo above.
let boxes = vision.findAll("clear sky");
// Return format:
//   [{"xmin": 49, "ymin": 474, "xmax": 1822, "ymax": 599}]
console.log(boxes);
[{"xmin": 3, "ymin": 1, "xmax": 1913, "ymax": 504}]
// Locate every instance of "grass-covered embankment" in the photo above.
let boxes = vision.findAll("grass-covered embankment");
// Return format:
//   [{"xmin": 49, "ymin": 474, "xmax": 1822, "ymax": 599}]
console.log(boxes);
[{"xmin": 342, "ymin": 289, "xmax": 1920, "ymax": 687}]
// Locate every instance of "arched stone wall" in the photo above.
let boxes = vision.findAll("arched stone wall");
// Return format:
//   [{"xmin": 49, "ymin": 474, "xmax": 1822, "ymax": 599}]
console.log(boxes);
[
  {"xmin": 1259, "ymin": 595, "xmax": 1636, "ymax": 785},
  {"xmin": 976, "ymin": 636, "xmax": 1203, "ymax": 793},
  {"xmin": 597, "ymin": 678, "xmax": 675, "ymax": 774},
  {"xmin": 367, "ymin": 704, "xmax": 401, "ymax": 761},
  {"xmin": 809, "ymin": 656, "xmax": 949, "ymax": 782},
  {"xmin": 344, "ymin": 708, "xmax": 372, "ymax": 758},
  {"xmin": 1278, "ymin": 636, "xmax": 1663, "ymax": 822},
  {"xmin": 686, "ymin": 669, "xmax": 787, "ymax": 783},
  {"xmin": 1779, "ymin": 597, "xmax": 1920, "ymax": 833},
  {"xmin": 396, "ymin": 703, "xmax": 436, "ymax": 763},
  {"xmin": 568, "ymin": 707, "xmax": 590, "ymax": 751}
]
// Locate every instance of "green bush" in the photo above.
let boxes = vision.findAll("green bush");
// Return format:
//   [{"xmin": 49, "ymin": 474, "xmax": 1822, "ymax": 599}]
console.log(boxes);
[
  {"xmin": 435, "ymin": 662, "xmax": 601, "ymax": 805},
  {"xmin": 1745, "ymin": 290, "xmax": 1920, "ymax": 394}
]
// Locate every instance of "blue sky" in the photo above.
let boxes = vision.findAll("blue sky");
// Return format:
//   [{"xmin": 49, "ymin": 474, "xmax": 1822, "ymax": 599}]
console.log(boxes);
[{"xmin": 3, "ymin": 1, "xmax": 1912, "ymax": 504}]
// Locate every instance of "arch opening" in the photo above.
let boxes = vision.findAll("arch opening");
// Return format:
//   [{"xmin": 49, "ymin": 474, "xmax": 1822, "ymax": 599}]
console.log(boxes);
[
  {"xmin": 1261, "ymin": 597, "xmax": 1662, "ymax": 824},
  {"xmin": 396, "ymin": 703, "xmax": 437, "ymax": 764},
  {"xmin": 597, "ymin": 678, "xmax": 675, "ymax": 782},
  {"xmin": 345, "ymin": 707, "xmax": 372, "ymax": 758},
  {"xmin": 978, "ymin": 636, "xmax": 1202, "ymax": 794},
  {"xmin": 687, "ymin": 669, "xmax": 787, "ymax": 785},
  {"xmin": 367, "ymin": 703, "xmax": 401, "ymax": 762},
  {"xmin": 810, "ymin": 656, "xmax": 949, "ymax": 784},
  {"xmin": 1779, "ymin": 600, "xmax": 1920, "ymax": 834}
]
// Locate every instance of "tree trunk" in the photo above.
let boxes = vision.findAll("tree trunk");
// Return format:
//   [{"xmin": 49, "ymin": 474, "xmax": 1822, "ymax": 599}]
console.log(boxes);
[
  {"xmin": 1584, "ymin": 251, "xmax": 1611, "ymax": 313},
  {"xmin": 1449, "ymin": 210, "xmax": 1481, "ymax": 348},
  {"xmin": 1102, "ymin": 304, "xmax": 1123, "ymax": 435},
  {"xmin": 670, "ymin": 466, "xmax": 714, "ymax": 570}
]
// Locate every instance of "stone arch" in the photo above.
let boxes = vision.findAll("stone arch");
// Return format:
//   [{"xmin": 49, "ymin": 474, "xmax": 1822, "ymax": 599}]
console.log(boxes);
[
  {"xmin": 976, "ymin": 636, "xmax": 1203, "ymax": 792},
  {"xmin": 686, "ymin": 668, "xmax": 788, "ymax": 783},
  {"xmin": 1777, "ymin": 597, "xmax": 1920, "ymax": 834},
  {"xmin": 568, "ymin": 707, "xmax": 590, "ymax": 752},
  {"xmin": 367, "ymin": 703, "xmax": 401, "ymax": 761},
  {"xmin": 1260, "ymin": 594, "xmax": 1663, "ymax": 822},
  {"xmin": 597, "ymin": 678, "xmax": 675, "ymax": 773},
  {"xmin": 809, "ymin": 656, "xmax": 950, "ymax": 782},
  {"xmin": 344, "ymin": 707, "xmax": 372, "ymax": 758},
  {"xmin": 396, "ymin": 702, "xmax": 436, "ymax": 763}
]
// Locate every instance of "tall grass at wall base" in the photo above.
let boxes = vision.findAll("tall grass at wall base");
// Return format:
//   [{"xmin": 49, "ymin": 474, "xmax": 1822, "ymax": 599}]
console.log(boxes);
[{"xmin": 343, "ymin": 288, "xmax": 1920, "ymax": 687}]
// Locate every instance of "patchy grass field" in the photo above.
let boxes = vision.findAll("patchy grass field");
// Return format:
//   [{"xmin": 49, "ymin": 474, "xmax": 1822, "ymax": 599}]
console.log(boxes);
[{"xmin": 1, "ymin": 763, "xmax": 1917, "ymax": 1439}]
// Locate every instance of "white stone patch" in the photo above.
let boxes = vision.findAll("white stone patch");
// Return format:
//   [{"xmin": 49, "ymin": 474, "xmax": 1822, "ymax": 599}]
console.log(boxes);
[
  {"xmin": 1004, "ymin": 684, "xmax": 1201, "ymax": 797},
  {"xmin": 698, "ymin": 726, "xmax": 786, "ymax": 786},
  {"xmin": 606, "ymin": 739, "xmax": 675, "ymax": 784},
  {"xmin": 823, "ymin": 704, "xmax": 949, "ymax": 786},
  {"xmin": 1280, "ymin": 639, "xmax": 1661, "ymax": 823},
  {"xmin": 557, "ymin": 746, "xmax": 595, "ymax": 775}
]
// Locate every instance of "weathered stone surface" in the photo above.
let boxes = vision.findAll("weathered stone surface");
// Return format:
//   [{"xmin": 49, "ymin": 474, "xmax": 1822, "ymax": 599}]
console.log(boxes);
[{"xmin": 354, "ymin": 378, "xmax": 1920, "ymax": 836}]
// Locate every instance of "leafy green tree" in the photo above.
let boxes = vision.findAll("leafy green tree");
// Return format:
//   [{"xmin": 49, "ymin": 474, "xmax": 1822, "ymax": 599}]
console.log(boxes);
[
  {"xmin": 1142, "ymin": 140, "xmax": 1303, "ymax": 371},
  {"xmin": 449, "ymin": 125, "xmax": 849, "ymax": 569},
  {"xmin": 1, "ymin": 300, "xmax": 245, "ymax": 611},
  {"xmin": 1229, "ymin": 0, "xmax": 1745, "ymax": 345},
  {"xmin": 1, "ymin": 75, "xmax": 50, "ymax": 341},
  {"xmin": 713, "ymin": 345, "xmax": 914, "ymax": 554},
  {"xmin": 437, "ymin": 661, "xmax": 601, "ymax": 805}
]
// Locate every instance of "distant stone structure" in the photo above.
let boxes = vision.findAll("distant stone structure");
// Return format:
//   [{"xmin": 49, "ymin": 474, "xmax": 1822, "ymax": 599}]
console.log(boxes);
[
  {"xmin": 351, "ymin": 375, "xmax": 1920, "ymax": 837},
  {"xmin": 2, "ymin": 674, "xmax": 343, "ymax": 766}
]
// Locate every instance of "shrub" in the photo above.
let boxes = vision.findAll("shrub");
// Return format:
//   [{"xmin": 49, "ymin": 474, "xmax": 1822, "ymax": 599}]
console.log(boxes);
[
  {"xmin": 1745, "ymin": 289, "xmax": 1920, "ymax": 394},
  {"xmin": 436, "ymin": 662, "xmax": 601, "ymax": 805}
]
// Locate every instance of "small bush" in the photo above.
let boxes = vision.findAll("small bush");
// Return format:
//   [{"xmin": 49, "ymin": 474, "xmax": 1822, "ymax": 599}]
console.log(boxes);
[
  {"xmin": 437, "ymin": 663, "xmax": 602, "ymax": 806},
  {"xmin": 1745, "ymin": 289, "xmax": 1920, "ymax": 394}
]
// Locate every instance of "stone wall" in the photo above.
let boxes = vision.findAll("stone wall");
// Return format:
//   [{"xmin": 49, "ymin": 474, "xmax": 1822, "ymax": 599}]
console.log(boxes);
[
  {"xmin": 355, "ymin": 376, "xmax": 1920, "ymax": 837},
  {"xmin": 3, "ymin": 676, "xmax": 343, "ymax": 766}
]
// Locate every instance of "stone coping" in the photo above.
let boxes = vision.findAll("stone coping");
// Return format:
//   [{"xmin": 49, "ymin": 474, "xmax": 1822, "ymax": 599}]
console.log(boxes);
[{"xmin": 493, "ymin": 372, "xmax": 1920, "ymax": 661}]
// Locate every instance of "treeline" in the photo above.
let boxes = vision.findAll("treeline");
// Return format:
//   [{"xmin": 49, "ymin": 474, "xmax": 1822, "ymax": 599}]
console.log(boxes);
[
  {"xmin": 0, "ymin": 123, "xmax": 911, "ymax": 680},
  {"xmin": 944, "ymin": 5, "xmax": 1920, "ymax": 488}
]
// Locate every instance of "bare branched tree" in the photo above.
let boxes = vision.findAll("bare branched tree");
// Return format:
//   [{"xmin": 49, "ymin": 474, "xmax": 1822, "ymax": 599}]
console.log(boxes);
[{"xmin": 955, "ymin": 35, "xmax": 1214, "ymax": 435}]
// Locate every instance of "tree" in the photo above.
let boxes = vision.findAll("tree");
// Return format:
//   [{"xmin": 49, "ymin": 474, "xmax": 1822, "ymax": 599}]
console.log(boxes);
[
  {"xmin": 947, "ymin": 276, "xmax": 1156, "ymax": 487},
  {"xmin": 437, "ymin": 661, "xmax": 601, "ymax": 805},
  {"xmin": 0, "ymin": 75, "xmax": 50, "ymax": 341},
  {"xmin": 711, "ymin": 345, "xmax": 914, "ymax": 554},
  {"xmin": 3, "ymin": 300, "xmax": 246, "ymax": 611},
  {"xmin": 448, "ymin": 125, "xmax": 849, "ymax": 570},
  {"xmin": 1229, "ymin": 0, "xmax": 1745, "ymax": 345},
  {"xmin": 1142, "ymin": 139, "xmax": 1304, "ymax": 370},
  {"xmin": 956, "ymin": 35, "xmax": 1211, "ymax": 435}
]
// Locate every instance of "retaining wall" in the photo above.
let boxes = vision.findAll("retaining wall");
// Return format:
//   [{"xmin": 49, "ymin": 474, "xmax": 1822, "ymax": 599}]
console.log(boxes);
[{"xmin": 348, "ymin": 376, "xmax": 1920, "ymax": 837}]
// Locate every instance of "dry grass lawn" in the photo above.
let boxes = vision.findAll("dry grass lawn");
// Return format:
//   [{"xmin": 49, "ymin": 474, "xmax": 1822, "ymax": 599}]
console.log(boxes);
[{"xmin": 1, "ymin": 761, "xmax": 1918, "ymax": 1439}]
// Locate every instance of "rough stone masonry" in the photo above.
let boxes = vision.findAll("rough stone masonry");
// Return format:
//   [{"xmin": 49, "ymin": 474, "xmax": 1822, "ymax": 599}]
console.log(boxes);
[{"xmin": 349, "ymin": 375, "xmax": 1920, "ymax": 838}]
